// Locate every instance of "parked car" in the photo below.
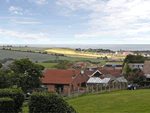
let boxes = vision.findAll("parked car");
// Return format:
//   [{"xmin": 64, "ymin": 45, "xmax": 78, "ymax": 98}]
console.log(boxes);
[{"xmin": 127, "ymin": 84, "xmax": 135, "ymax": 90}]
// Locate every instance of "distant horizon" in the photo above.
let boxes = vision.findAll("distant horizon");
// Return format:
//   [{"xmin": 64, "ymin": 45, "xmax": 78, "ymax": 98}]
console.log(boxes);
[{"xmin": 1, "ymin": 44, "xmax": 150, "ymax": 51}]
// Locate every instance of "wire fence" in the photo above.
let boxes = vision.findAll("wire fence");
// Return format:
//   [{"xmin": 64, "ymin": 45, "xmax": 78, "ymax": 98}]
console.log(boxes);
[{"xmin": 59, "ymin": 82, "xmax": 128, "ymax": 98}]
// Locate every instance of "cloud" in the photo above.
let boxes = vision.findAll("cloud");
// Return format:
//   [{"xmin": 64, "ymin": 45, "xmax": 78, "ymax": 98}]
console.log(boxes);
[
  {"xmin": 9, "ymin": 6, "xmax": 23, "ymax": 15},
  {"xmin": 16, "ymin": 21, "xmax": 41, "ymax": 24},
  {"xmin": 56, "ymin": 0, "xmax": 150, "ymax": 39},
  {"xmin": 6, "ymin": 0, "xmax": 9, "ymax": 3},
  {"xmin": 8, "ymin": 6, "xmax": 38, "ymax": 15},
  {"xmin": 28, "ymin": 0, "xmax": 48, "ymax": 5},
  {"xmin": 0, "ymin": 28, "xmax": 51, "ymax": 44}
]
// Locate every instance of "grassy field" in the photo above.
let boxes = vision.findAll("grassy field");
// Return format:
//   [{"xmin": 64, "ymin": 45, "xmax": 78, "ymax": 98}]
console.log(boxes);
[
  {"xmin": 45, "ymin": 48, "xmax": 112, "ymax": 58},
  {"xmin": 67, "ymin": 89, "xmax": 150, "ymax": 113},
  {"xmin": 0, "ymin": 50, "xmax": 56, "ymax": 63},
  {"xmin": 36, "ymin": 63, "xmax": 57, "ymax": 68},
  {"xmin": 22, "ymin": 89, "xmax": 150, "ymax": 113},
  {"xmin": 45, "ymin": 48, "xmax": 126, "ymax": 59},
  {"xmin": 0, "ymin": 47, "xmax": 52, "ymax": 51}
]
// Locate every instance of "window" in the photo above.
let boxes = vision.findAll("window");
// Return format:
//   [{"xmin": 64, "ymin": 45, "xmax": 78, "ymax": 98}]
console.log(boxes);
[
  {"xmin": 71, "ymin": 85, "xmax": 74, "ymax": 90},
  {"xmin": 78, "ymin": 83, "xmax": 79, "ymax": 87}
]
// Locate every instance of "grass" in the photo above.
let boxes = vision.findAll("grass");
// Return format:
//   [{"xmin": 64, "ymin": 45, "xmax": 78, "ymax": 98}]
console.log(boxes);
[
  {"xmin": 36, "ymin": 63, "xmax": 57, "ymax": 68},
  {"xmin": 67, "ymin": 89, "xmax": 150, "ymax": 113},
  {"xmin": 0, "ymin": 47, "xmax": 52, "ymax": 51},
  {"xmin": 0, "ymin": 50, "xmax": 56, "ymax": 63},
  {"xmin": 22, "ymin": 89, "xmax": 150, "ymax": 113},
  {"xmin": 45, "ymin": 48, "xmax": 112, "ymax": 58}
]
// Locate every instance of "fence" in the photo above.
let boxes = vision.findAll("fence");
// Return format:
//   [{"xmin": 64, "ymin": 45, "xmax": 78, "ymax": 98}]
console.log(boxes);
[{"xmin": 59, "ymin": 82, "xmax": 128, "ymax": 98}]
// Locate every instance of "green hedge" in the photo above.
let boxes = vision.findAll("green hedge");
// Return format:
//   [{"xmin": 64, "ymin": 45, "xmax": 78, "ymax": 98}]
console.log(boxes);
[
  {"xmin": 28, "ymin": 91, "xmax": 76, "ymax": 113},
  {"xmin": 0, "ymin": 88, "xmax": 25, "ymax": 113},
  {"xmin": 0, "ymin": 97, "xmax": 15, "ymax": 113}
]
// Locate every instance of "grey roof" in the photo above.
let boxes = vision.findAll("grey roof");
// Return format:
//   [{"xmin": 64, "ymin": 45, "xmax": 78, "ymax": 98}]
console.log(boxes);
[
  {"xmin": 116, "ymin": 77, "xmax": 127, "ymax": 83},
  {"xmin": 2, "ymin": 60, "xmax": 14, "ymax": 69},
  {"xmin": 100, "ymin": 78, "xmax": 111, "ymax": 84},
  {"xmin": 87, "ymin": 77, "xmax": 102, "ymax": 84}
]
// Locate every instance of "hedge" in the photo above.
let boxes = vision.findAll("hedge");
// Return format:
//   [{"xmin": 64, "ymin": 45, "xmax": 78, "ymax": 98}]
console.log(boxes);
[
  {"xmin": 0, "ymin": 87, "xmax": 25, "ymax": 113},
  {"xmin": 28, "ymin": 91, "xmax": 76, "ymax": 113},
  {"xmin": 0, "ymin": 97, "xmax": 15, "ymax": 113}
]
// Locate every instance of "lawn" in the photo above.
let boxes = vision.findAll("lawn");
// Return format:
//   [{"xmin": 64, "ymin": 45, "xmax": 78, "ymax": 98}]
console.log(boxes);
[
  {"xmin": 22, "ymin": 89, "xmax": 150, "ymax": 113},
  {"xmin": 67, "ymin": 89, "xmax": 150, "ymax": 113},
  {"xmin": 36, "ymin": 63, "xmax": 57, "ymax": 68}
]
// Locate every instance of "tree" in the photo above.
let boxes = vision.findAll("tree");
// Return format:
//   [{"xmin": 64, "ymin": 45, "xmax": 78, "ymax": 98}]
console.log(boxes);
[
  {"xmin": 0, "ymin": 63, "xmax": 2, "ymax": 68},
  {"xmin": 127, "ymin": 69, "xmax": 145, "ymax": 85},
  {"xmin": 123, "ymin": 62, "xmax": 132, "ymax": 78},
  {"xmin": 56, "ymin": 56, "xmax": 59, "ymax": 62},
  {"xmin": 8, "ymin": 58, "xmax": 44, "ymax": 93}
]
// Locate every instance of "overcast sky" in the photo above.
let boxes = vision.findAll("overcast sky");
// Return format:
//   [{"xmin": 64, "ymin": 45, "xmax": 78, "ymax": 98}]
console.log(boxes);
[{"xmin": 1, "ymin": 0, "xmax": 150, "ymax": 44}]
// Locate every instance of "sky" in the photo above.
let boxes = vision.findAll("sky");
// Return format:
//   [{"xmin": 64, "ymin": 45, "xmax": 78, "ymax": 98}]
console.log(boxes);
[{"xmin": 1, "ymin": 0, "xmax": 150, "ymax": 44}]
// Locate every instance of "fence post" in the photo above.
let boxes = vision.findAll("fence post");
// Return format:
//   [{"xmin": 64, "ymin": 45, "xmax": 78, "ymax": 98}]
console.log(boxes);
[
  {"xmin": 92, "ymin": 85, "xmax": 94, "ymax": 93},
  {"xmin": 120, "ymin": 82, "xmax": 121, "ymax": 89},
  {"xmin": 78, "ymin": 87, "xmax": 79, "ymax": 95},
  {"xmin": 100, "ymin": 85, "xmax": 102, "ymax": 94},
  {"xmin": 87, "ymin": 86, "xmax": 89, "ymax": 92},
  {"xmin": 109, "ymin": 84, "xmax": 110, "ymax": 92},
  {"xmin": 105, "ymin": 84, "xmax": 106, "ymax": 92},
  {"xmin": 96, "ymin": 85, "xmax": 98, "ymax": 93},
  {"xmin": 68, "ymin": 88, "xmax": 70, "ymax": 98},
  {"xmin": 113, "ymin": 83, "xmax": 114, "ymax": 91}
]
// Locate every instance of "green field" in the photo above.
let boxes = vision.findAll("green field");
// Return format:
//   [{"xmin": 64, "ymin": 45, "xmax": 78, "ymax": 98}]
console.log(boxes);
[
  {"xmin": 36, "ymin": 63, "xmax": 57, "ymax": 68},
  {"xmin": 0, "ymin": 50, "xmax": 56, "ymax": 63},
  {"xmin": 22, "ymin": 89, "xmax": 150, "ymax": 113},
  {"xmin": 67, "ymin": 89, "xmax": 150, "ymax": 113},
  {"xmin": 0, "ymin": 47, "xmax": 52, "ymax": 51}
]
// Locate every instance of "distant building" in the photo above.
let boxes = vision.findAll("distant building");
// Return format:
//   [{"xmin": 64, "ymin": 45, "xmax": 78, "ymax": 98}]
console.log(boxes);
[{"xmin": 122, "ymin": 51, "xmax": 134, "ymax": 56}]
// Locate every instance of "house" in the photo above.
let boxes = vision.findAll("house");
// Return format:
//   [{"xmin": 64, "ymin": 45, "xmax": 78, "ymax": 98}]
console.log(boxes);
[
  {"xmin": 142, "ymin": 61, "xmax": 150, "ymax": 81},
  {"xmin": 87, "ymin": 66, "xmax": 97, "ymax": 71},
  {"xmin": 122, "ymin": 51, "xmax": 134, "ymax": 56},
  {"xmin": 42, "ymin": 69, "xmax": 89, "ymax": 93},
  {"xmin": 128, "ymin": 63, "xmax": 144, "ymax": 69},
  {"xmin": 1, "ymin": 60, "xmax": 14, "ymax": 69}
]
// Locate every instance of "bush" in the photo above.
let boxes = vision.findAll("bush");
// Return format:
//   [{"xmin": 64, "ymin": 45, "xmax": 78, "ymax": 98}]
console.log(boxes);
[
  {"xmin": 0, "ymin": 87, "xmax": 25, "ymax": 113},
  {"xmin": 28, "ymin": 91, "xmax": 75, "ymax": 113},
  {"xmin": 0, "ymin": 97, "xmax": 15, "ymax": 113}
]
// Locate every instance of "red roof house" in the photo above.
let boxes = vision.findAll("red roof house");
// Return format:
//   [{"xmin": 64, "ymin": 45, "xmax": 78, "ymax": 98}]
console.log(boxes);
[{"xmin": 42, "ymin": 69, "xmax": 89, "ymax": 93}]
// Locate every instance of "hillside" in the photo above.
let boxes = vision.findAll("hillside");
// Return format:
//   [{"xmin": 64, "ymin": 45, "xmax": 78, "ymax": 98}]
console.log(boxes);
[{"xmin": 0, "ymin": 50, "xmax": 56, "ymax": 63}]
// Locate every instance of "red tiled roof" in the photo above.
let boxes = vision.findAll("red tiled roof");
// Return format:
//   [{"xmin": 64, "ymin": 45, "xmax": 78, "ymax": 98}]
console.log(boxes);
[
  {"xmin": 97, "ymin": 66, "xmax": 103, "ymax": 70},
  {"xmin": 143, "ymin": 61, "xmax": 150, "ymax": 74},
  {"xmin": 84, "ymin": 70, "xmax": 95, "ymax": 76},
  {"xmin": 42, "ymin": 69, "xmax": 81, "ymax": 84},
  {"xmin": 112, "ymin": 73, "xmax": 123, "ymax": 78},
  {"xmin": 109, "ymin": 70, "xmax": 121, "ymax": 74},
  {"xmin": 99, "ymin": 69, "xmax": 111, "ymax": 75}
]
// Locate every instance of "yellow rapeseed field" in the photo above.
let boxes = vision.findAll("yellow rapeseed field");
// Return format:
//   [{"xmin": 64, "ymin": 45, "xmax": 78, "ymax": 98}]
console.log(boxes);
[{"xmin": 45, "ymin": 48, "xmax": 112, "ymax": 58}]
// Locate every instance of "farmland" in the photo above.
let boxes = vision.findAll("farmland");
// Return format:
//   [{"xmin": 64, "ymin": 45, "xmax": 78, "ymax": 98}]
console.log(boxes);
[
  {"xmin": 36, "ymin": 63, "xmax": 57, "ymax": 68},
  {"xmin": 0, "ymin": 50, "xmax": 56, "ymax": 63},
  {"xmin": 0, "ymin": 47, "xmax": 52, "ymax": 52},
  {"xmin": 45, "ymin": 48, "xmax": 112, "ymax": 58}
]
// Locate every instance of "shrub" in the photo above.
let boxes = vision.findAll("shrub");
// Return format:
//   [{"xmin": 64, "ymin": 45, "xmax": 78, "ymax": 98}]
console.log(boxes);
[
  {"xmin": 0, "ymin": 87, "xmax": 25, "ymax": 113},
  {"xmin": 0, "ymin": 97, "xmax": 14, "ymax": 113},
  {"xmin": 28, "ymin": 91, "xmax": 75, "ymax": 113}
]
